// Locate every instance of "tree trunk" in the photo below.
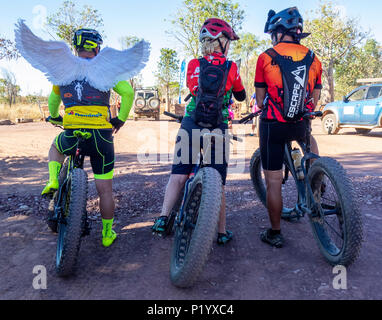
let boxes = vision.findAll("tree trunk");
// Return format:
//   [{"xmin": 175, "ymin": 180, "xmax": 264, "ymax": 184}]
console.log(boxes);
[
  {"xmin": 327, "ymin": 60, "xmax": 335, "ymax": 103},
  {"xmin": 166, "ymin": 84, "xmax": 170, "ymax": 112}
]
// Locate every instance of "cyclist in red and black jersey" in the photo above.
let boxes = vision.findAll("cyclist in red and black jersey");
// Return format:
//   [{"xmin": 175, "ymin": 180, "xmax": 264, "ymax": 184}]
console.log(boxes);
[
  {"xmin": 255, "ymin": 7, "xmax": 323, "ymax": 247},
  {"xmin": 152, "ymin": 18, "xmax": 246, "ymax": 245}
]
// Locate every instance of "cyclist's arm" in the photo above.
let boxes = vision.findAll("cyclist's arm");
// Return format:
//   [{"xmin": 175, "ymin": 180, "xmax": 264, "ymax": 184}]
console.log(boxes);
[
  {"xmin": 312, "ymin": 89, "xmax": 321, "ymax": 110},
  {"xmin": 255, "ymin": 88, "xmax": 266, "ymax": 109},
  {"xmin": 113, "ymin": 81, "xmax": 134, "ymax": 121},
  {"xmin": 232, "ymin": 62, "xmax": 246, "ymax": 102},
  {"xmin": 312, "ymin": 56, "xmax": 323, "ymax": 110},
  {"xmin": 48, "ymin": 85, "xmax": 62, "ymax": 118},
  {"xmin": 254, "ymin": 53, "xmax": 267, "ymax": 109}
]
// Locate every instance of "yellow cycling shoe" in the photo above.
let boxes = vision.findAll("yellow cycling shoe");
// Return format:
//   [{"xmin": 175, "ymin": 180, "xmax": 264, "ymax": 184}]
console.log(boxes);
[
  {"xmin": 102, "ymin": 229, "xmax": 117, "ymax": 247},
  {"xmin": 41, "ymin": 179, "xmax": 59, "ymax": 196}
]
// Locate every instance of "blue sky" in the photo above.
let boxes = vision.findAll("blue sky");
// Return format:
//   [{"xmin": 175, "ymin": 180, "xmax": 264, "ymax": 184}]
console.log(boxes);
[{"xmin": 1, "ymin": 0, "xmax": 381, "ymax": 95}]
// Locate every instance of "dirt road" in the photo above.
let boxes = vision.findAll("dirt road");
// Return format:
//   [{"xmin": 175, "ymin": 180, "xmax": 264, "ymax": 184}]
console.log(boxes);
[{"xmin": 0, "ymin": 119, "xmax": 381, "ymax": 300}]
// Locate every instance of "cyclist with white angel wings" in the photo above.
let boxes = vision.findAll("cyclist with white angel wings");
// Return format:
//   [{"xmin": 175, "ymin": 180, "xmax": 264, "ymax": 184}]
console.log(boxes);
[{"xmin": 15, "ymin": 20, "xmax": 150, "ymax": 247}]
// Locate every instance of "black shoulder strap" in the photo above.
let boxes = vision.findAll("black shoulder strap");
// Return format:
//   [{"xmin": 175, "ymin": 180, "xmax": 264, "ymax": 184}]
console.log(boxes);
[{"xmin": 265, "ymin": 48, "xmax": 279, "ymax": 60}]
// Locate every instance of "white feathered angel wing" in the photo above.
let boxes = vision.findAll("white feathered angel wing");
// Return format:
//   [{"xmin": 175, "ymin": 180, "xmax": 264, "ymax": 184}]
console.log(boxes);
[
  {"xmin": 86, "ymin": 41, "xmax": 151, "ymax": 91},
  {"xmin": 15, "ymin": 19, "xmax": 151, "ymax": 91},
  {"xmin": 14, "ymin": 19, "xmax": 85, "ymax": 86}
]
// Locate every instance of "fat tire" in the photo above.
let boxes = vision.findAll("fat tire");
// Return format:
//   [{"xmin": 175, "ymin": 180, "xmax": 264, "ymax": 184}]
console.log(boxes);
[
  {"xmin": 307, "ymin": 157, "xmax": 363, "ymax": 266},
  {"xmin": 170, "ymin": 167, "xmax": 222, "ymax": 288},
  {"xmin": 56, "ymin": 168, "xmax": 88, "ymax": 277},
  {"xmin": 249, "ymin": 148, "xmax": 267, "ymax": 207}
]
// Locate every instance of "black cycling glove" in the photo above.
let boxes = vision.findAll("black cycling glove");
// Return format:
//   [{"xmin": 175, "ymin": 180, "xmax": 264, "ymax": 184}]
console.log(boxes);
[
  {"xmin": 110, "ymin": 117, "xmax": 125, "ymax": 132},
  {"xmin": 49, "ymin": 115, "xmax": 63, "ymax": 125}
]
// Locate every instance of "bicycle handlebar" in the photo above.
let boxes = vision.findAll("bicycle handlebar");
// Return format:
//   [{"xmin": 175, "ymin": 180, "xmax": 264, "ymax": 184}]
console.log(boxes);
[
  {"xmin": 239, "ymin": 110, "xmax": 322, "ymax": 124},
  {"xmin": 239, "ymin": 110, "xmax": 262, "ymax": 124},
  {"xmin": 163, "ymin": 111, "xmax": 183, "ymax": 122},
  {"xmin": 164, "ymin": 112, "xmax": 242, "ymax": 142},
  {"xmin": 302, "ymin": 111, "xmax": 323, "ymax": 120}
]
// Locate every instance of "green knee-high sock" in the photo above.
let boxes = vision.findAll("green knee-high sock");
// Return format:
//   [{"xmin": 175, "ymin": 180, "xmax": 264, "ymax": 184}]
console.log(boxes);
[
  {"xmin": 102, "ymin": 218, "xmax": 114, "ymax": 237},
  {"xmin": 48, "ymin": 161, "xmax": 62, "ymax": 182}
]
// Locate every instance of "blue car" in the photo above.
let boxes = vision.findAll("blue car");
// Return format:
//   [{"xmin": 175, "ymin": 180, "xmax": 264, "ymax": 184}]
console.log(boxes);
[{"xmin": 321, "ymin": 84, "xmax": 382, "ymax": 134}]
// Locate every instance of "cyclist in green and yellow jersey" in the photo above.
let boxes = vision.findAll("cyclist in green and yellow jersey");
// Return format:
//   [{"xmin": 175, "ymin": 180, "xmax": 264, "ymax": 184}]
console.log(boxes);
[{"xmin": 42, "ymin": 29, "xmax": 135, "ymax": 247}]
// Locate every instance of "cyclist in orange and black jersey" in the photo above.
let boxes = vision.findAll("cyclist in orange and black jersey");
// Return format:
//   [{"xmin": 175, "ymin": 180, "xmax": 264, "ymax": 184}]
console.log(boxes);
[{"xmin": 254, "ymin": 7, "xmax": 323, "ymax": 248}]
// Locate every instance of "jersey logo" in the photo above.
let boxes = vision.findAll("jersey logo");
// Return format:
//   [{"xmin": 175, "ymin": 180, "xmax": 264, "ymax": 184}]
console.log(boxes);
[
  {"xmin": 291, "ymin": 66, "xmax": 306, "ymax": 88},
  {"xmin": 74, "ymin": 81, "xmax": 84, "ymax": 101}
]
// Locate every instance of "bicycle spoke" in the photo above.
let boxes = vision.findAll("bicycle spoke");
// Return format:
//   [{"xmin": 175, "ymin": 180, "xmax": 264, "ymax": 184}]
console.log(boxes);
[
  {"xmin": 323, "ymin": 217, "xmax": 343, "ymax": 240},
  {"xmin": 321, "ymin": 196, "xmax": 337, "ymax": 204}
]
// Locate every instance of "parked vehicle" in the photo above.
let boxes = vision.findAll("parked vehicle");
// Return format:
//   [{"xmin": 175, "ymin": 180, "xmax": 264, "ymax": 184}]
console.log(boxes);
[
  {"xmin": 321, "ymin": 84, "xmax": 382, "ymax": 134},
  {"xmin": 133, "ymin": 88, "xmax": 161, "ymax": 121}
]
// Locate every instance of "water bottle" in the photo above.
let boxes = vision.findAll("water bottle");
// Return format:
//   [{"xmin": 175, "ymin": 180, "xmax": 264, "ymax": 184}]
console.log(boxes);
[{"xmin": 291, "ymin": 148, "xmax": 304, "ymax": 180}]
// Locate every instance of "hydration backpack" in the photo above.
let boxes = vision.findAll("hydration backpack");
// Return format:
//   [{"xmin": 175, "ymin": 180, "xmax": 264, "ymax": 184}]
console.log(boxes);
[
  {"xmin": 193, "ymin": 58, "xmax": 232, "ymax": 127},
  {"xmin": 265, "ymin": 48, "xmax": 315, "ymax": 122}
]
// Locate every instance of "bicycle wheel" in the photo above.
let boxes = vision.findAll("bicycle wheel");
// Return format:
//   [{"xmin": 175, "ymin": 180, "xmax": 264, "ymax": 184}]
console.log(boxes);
[
  {"xmin": 56, "ymin": 168, "xmax": 88, "ymax": 277},
  {"xmin": 250, "ymin": 148, "xmax": 300, "ymax": 216},
  {"xmin": 307, "ymin": 157, "xmax": 363, "ymax": 266},
  {"xmin": 47, "ymin": 159, "xmax": 69, "ymax": 233},
  {"xmin": 170, "ymin": 167, "xmax": 222, "ymax": 288},
  {"xmin": 249, "ymin": 149, "xmax": 266, "ymax": 207}
]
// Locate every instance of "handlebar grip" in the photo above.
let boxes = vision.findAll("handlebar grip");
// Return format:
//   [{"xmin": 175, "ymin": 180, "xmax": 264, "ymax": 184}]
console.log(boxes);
[
  {"xmin": 303, "ymin": 111, "xmax": 323, "ymax": 120},
  {"xmin": 163, "ymin": 111, "xmax": 183, "ymax": 122},
  {"xmin": 239, "ymin": 113, "xmax": 254, "ymax": 124},
  {"xmin": 184, "ymin": 94, "xmax": 192, "ymax": 102},
  {"xmin": 164, "ymin": 111, "xmax": 180, "ymax": 119},
  {"xmin": 232, "ymin": 135, "xmax": 243, "ymax": 142}
]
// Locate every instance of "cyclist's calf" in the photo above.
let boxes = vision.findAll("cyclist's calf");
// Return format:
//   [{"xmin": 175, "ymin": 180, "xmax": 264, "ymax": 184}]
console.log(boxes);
[{"xmin": 95, "ymin": 179, "xmax": 114, "ymax": 220}]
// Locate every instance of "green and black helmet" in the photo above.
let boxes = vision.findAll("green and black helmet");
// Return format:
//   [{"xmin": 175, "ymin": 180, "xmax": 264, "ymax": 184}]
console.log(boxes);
[{"xmin": 72, "ymin": 28, "xmax": 103, "ymax": 53}]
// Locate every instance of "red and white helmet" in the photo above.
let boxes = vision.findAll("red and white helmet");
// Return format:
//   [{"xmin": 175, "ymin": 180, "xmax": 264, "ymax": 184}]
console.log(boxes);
[{"xmin": 199, "ymin": 18, "xmax": 240, "ymax": 42}]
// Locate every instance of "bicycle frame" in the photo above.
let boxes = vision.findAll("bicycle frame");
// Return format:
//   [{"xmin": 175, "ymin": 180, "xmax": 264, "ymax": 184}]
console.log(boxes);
[
  {"xmin": 52, "ymin": 138, "xmax": 86, "ymax": 225},
  {"xmin": 281, "ymin": 120, "xmax": 320, "ymax": 219}
]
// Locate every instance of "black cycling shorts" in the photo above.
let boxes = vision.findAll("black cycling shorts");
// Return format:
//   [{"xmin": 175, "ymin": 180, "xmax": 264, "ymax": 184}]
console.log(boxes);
[
  {"xmin": 55, "ymin": 129, "xmax": 115, "ymax": 178},
  {"xmin": 259, "ymin": 119, "xmax": 307, "ymax": 171},
  {"xmin": 171, "ymin": 116, "xmax": 229, "ymax": 185}
]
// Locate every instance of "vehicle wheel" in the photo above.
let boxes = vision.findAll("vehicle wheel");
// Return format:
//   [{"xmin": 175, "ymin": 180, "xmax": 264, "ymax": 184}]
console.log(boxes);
[
  {"xmin": 307, "ymin": 157, "xmax": 363, "ymax": 266},
  {"xmin": 135, "ymin": 97, "xmax": 145, "ymax": 109},
  {"xmin": 322, "ymin": 114, "xmax": 339, "ymax": 135},
  {"xmin": 155, "ymin": 113, "xmax": 160, "ymax": 121},
  {"xmin": 249, "ymin": 149, "xmax": 266, "ymax": 207},
  {"xmin": 56, "ymin": 168, "xmax": 88, "ymax": 277},
  {"xmin": 148, "ymin": 97, "xmax": 160, "ymax": 110},
  {"xmin": 133, "ymin": 115, "xmax": 138, "ymax": 121},
  {"xmin": 47, "ymin": 159, "xmax": 69, "ymax": 233},
  {"xmin": 170, "ymin": 167, "xmax": 222, "ymax": 288},
  {"xmin": 355, "ymin": 128, "xmax": 371, "ymax": 135}
]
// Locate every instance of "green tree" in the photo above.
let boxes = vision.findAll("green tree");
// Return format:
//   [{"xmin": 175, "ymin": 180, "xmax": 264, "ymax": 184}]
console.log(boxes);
[
  {"xmin": 155, "ymin": 48, "xmax": 180, "ymax": 111},
  {"xmin": 0, "ymin": 69, "xmax": 20, "ymax": 108},
  {"xmin": 334, "ymin": 39, "xmax": 382, "ymax": 99},
  {"xmin": 0, "ymin": 38, "xmax": 19, "ymax": 60},
  {"xmin": 46, "ymin": 0, "xmax": 104, "ymax": 48},
  {"xmin": 169, "ymin": 0, "xmax": 245, "ymax": 58},
  {"xmin": 303, "ymin": 1, "xmax": 367, "ymax": 103}
]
